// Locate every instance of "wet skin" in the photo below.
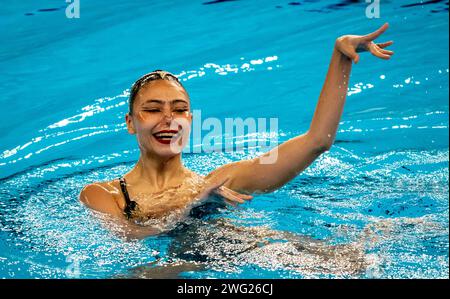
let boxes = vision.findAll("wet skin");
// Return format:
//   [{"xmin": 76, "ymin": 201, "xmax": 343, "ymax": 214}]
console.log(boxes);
[{"xmin": 80, "ymin": 24, "xmax": 394, "ymax": 238}]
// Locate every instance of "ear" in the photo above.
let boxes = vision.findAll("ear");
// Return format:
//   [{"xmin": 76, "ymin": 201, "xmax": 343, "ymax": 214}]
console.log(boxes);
[{"xmin": 125, "ymin": 113, "xmax": 136, "ymax": 134}]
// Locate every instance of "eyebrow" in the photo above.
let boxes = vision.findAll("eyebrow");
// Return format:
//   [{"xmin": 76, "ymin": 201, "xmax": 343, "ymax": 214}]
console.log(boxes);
[{"xmin": 141, "ymin": 99, "xmax": 189, "ymax": 105}]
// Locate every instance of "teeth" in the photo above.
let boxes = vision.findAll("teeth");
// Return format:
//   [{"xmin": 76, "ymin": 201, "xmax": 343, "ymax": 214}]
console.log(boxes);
[{"xmin": 154, "ymin": 132, "xmax": 178, "ymax": 138}]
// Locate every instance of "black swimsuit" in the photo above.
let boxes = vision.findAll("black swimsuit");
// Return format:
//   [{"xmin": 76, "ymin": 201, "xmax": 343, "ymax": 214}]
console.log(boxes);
[
  {"xmin": 118, "ymin": 177, "xmax": 137, "ymax": 219},
  {"xmin": 118, "ymin": 176, "xmax": 220, "ymax": 221}
]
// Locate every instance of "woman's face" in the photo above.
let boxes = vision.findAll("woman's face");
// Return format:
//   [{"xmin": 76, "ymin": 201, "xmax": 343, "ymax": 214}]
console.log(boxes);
[{"xmin": 126, "ymin": 80, "xmax": 192, "ymax": 159}]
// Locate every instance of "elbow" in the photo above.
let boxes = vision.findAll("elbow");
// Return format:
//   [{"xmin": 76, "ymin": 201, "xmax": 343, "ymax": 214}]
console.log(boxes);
[
  {"xmin": 317, "ymin": 141, "xmax": 332, "ymax": 153},
  {"xmin": 314, "ymin": 144, "xmax": 331, "ymax": 155},
  {"xmin": 309, "ymin": 134, "xmax": 333, "ymax": 154}
]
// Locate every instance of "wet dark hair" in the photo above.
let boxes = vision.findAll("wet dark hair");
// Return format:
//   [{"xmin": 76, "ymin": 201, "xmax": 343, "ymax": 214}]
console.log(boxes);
[{"xmin": 128, "ymin": 70, "xmax": 186, "ymax": 115}]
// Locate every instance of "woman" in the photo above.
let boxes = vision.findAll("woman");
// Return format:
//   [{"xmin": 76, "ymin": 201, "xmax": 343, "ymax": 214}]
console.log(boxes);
[{"xmin": 80, "ymin": 24, "xmax": 394, "ymax": 235}]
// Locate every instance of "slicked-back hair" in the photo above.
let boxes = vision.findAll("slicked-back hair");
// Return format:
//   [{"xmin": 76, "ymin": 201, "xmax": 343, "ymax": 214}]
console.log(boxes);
[{"xmin": 128, "ymin": 70, "xmax": 186, "ymax": 115}]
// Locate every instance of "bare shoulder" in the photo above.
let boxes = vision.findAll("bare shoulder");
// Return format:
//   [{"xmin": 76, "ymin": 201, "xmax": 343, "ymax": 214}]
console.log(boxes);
[
  {"xmin": 79, "ymin": 180, "xmax": 124, "ymax": 218},
  {"xmin": 79, "ymin": 181, "xmax": 114, "ymax": 203}
]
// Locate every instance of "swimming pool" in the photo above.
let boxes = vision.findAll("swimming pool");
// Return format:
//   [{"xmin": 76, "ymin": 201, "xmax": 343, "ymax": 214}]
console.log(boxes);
[{"xmin": 0, "ymin": 0, "xmax": 448, "ymax": 279}]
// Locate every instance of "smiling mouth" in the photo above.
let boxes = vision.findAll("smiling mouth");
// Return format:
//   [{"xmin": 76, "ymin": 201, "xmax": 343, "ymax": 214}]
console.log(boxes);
[{"xmin": 152, "ymin": 130, "xmax": 180, "ymax": 144}]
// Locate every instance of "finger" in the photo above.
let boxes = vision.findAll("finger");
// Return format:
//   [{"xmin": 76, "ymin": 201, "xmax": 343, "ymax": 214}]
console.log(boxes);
[
  {"xmin": 364, "ymin": 23, "xmax": 389, "ymax": 41},
  {"xmin": 373, "ymin": 43, "xmax": 393, "ymax": 55},
  {"xmin": 369, "ymin": 44, "xmax": 391, "ymax": 59},
  {"xmin": 374, "ymin": 45, "xmax": 392, "ymax": 59},
  {"xmin": 196, "ymin": 177, "xmax": 230, "ymax": 200},
  {"xmin": 205, "ymin": 176, "xmax": 230, "ymax": 192},
  {"xmin": 221, "ymin": 186, "xmax": 253, "ymax": 200},
  {"xmin": 371, "ymin": 48, "xmax": 391, "ymax": 59},
  {"xmin": 221, "ymin": 188, "xmax": 247, "ymax": 203},
  {"xmin": 224, "ymin": 187, "xmax": 253, "ymax": 201},
  {"xmin": 223, "ymin": 199, "xmax": 239, "ymax": 207},
  {"xmin": 219, "ymin": 193, "xmax": 244, "ymax": 206},
  {"xmin": 347, "ymin": 50, "xmax": 360, "ymax": 64},
  {"xmin": 341, "ymin": 46, "xmax": 360, "ymax": 64},
  {"xmin": 379, "ymin": 47, "xmax": 394, "ymax": 55},
  {"xmin": 377, "ymin": 41, "xmax": 394, "ymax": 49},
  {"xmin": 215, "ymin": 188, "xmax": 245, "ymax": 203},
  {"xmin": 219, "ymin": 190, "xmax": 252, "ymax": 202}
]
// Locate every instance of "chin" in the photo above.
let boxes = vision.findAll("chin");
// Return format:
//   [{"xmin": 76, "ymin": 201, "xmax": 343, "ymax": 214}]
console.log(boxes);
[
  {"xmin": 154, "ymin": 148, "xmax": 181, "ymax": 159},
  {"xmin": 149, "ymin": 136, "xmax": 185, "ymax": 159}
]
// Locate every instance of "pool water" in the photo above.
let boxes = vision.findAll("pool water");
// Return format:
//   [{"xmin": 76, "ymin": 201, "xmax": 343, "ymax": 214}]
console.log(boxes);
[{"xmin": 0, "ymin": 0, "xmax": 448, "ymax": 278}]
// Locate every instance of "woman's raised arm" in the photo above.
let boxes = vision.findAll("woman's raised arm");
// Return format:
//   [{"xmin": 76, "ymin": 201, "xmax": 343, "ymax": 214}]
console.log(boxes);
[{"xmin": 207, "ymin": 23, "xmax": 394, "ymax": 194}]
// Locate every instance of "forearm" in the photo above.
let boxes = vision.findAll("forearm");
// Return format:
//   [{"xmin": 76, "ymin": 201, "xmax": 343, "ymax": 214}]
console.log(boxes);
[
  {"xmin": 223, "ymin": 46, "xmax": 353, "ymax": 194},
  {"xmin": 216, "ymin": 25, "xmax": 393, "ymax": 195},
  {"xmin": 215, "ymin": 134, "xmax": 321, "ymax": 194},
  {"xmin": 307, "ymin": 44, "xmax": 353, "ymax": 150}
]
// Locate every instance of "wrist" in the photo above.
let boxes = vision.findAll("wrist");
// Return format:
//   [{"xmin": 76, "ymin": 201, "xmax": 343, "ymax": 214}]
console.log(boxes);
[
  {"xmin": 334, "ymin": 36, "xmax": 346, "ymax": 49},
  {"xmin": 333, "ymin": 39, "xmax": 353, "ymax": 63}
]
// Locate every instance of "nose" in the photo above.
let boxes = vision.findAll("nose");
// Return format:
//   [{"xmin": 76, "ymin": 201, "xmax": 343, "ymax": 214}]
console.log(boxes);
[{"xmin": 162, "ymin": 110, "xmax": 173, "ymax": 123}]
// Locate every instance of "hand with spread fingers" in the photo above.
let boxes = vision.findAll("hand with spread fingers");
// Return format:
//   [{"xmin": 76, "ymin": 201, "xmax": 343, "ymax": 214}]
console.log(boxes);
[
  {"xmin": 195, "ymin": 177, "xmax": 253, "ymax": 207},
  {"xmin": 335, "ymin": 23, "xmax": 394, "ymax": 64}
]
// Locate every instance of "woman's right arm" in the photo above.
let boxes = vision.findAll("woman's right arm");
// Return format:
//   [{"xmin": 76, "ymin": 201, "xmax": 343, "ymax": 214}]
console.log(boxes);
[
  {"xmin": 80, "ymin": 184, "xmax": 162, "ymax": 239},
  {"xmin": 79, "ymin": 184, "xmax": 125, "ymax": 218}
]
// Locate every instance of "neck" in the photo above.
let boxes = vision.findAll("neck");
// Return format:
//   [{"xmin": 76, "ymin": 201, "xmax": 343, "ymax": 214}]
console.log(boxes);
[{"xmin": 128, "ymin": 152, "xmax": 187, "ymax": 190}]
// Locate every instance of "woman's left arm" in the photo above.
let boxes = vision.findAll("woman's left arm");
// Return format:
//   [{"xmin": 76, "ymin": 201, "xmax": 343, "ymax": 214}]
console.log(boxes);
[{"xmin": 207, "ymin": 23, "xmax": 394, "ymax": 194}]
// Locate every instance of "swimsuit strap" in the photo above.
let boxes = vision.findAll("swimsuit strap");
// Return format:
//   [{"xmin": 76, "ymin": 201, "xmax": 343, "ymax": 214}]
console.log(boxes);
[{"xmin": 119, "ymin": 177, "xmax": 137, "ymax": 219}]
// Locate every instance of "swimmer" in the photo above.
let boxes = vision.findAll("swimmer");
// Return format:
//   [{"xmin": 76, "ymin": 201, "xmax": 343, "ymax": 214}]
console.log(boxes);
[{"xmin": 80, "ymin": 24, "xmax": 394, "ymax": 235}]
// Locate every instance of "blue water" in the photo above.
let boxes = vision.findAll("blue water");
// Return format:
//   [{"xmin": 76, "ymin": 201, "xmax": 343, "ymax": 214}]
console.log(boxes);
[{"xmin": 0, "ymin": 0, "xmax": 448, "ymax": 278}]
